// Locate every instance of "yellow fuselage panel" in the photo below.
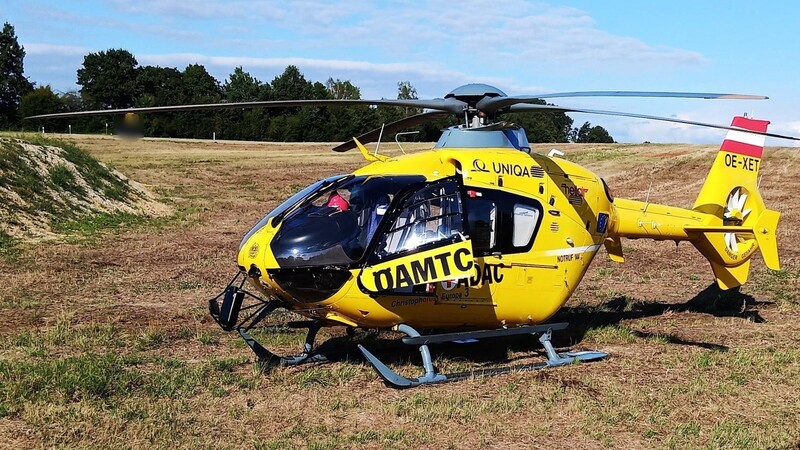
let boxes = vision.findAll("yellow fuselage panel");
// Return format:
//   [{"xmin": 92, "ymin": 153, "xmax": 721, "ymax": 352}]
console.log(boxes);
[{"xmin": 238, "ymin": 147, "xmax": 612, "ymax": 329}]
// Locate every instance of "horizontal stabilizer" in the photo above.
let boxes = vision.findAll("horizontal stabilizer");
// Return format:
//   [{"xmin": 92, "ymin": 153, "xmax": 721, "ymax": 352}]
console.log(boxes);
[
  {"xmin": 684, "ymin": 225, "xmax": 752, "ymax": 234},
  {"xmin": 684, "ymin": 207, "xmax": 780, "ymax": 272}
]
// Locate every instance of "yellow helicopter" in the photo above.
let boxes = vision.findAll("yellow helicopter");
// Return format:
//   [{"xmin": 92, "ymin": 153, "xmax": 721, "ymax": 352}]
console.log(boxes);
[{"xmin": 29, "ymin": 84, "xmax": 799, "ymax": 387}]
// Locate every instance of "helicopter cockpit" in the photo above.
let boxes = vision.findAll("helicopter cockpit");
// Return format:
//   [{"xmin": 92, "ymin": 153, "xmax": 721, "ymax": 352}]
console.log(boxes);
[
  {"xmin": 266, "ymin": 174, "xmax": 430, "ymax": 268},
  {"xmin": 236, "ymin": 174, "xmax": 478, "ymax": 303}
]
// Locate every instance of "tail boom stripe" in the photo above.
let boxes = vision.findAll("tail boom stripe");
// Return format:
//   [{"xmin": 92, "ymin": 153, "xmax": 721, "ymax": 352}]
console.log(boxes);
[
  {"xmin": 721, "ymin": 139, "xmax": 763, "ymax": 158},
  {"xmin": 725, "ymin": 129, "xmax": 767, "ymax": 147},
  {"xmin": 731, "ymin": 116, "xmax": 769, "ymax": 132}
]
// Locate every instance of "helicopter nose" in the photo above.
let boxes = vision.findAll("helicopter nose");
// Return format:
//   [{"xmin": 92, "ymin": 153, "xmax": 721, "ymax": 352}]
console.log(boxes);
[
  {"xmin": 237, "ymin": 226, "xmax": 281, "ymax": 276},
  {"xmin": 268, "ymin": 268, "xmax": 353, "ymax": 303}
]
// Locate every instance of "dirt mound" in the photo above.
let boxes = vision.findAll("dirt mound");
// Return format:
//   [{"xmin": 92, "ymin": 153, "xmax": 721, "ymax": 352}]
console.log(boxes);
[{"xmin": 0, "ymin": 136, "xmax": 169, "ymax": 239}]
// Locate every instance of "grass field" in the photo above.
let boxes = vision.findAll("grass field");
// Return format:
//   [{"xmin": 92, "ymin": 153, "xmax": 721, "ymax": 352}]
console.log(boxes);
[{"xmin": 1, "ymin": 134, "xmax": 799, "ymax": 449}]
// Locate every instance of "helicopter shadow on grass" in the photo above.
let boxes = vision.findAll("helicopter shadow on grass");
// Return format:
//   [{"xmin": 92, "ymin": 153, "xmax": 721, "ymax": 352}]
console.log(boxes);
[
  {"xmin": 264, "ymin": 283, "xmax": 769, "ymax": 372},
  {"xmin": 552, "ymin": 282, "xmax": 770, "ymax": 353}
]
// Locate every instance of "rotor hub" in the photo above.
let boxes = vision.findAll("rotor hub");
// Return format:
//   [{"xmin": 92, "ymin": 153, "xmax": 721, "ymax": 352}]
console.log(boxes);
[{"xmin": 445, "ymin": 83, "xmax": 507, "ymax": 101}]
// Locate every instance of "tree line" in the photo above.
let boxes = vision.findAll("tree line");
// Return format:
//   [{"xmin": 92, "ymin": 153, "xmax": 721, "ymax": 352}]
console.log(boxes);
[{"xmin": 0, "ymin": 22, "xmax": 614, "ymax": 143}]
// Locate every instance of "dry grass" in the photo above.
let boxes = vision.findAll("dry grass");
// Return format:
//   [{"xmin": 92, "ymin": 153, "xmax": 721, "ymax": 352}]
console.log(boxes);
[{"xmin": 1, "ymin": 134, "xmax": 799, "ymax": 449}]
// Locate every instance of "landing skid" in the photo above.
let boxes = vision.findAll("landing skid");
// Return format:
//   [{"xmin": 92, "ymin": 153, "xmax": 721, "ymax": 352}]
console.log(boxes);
[
  {"xmin": 239, "ymin": 322, "xmax": 329, "ymax": 367},
  {"xmin": 209, "ymin": 273, "xmax": 608, "ymax": 386},
  {"xmin": 358, "ymin": 323, "xmax": 607, "ymax": 389}
]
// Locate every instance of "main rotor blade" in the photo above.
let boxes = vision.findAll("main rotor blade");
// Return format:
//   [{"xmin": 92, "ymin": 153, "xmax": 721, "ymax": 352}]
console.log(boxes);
[
  {"xmin": 508, "ymin": 104, "xmax": 800, "ymax": 142},
  {"xmin": 332, "ymin": 110, "xmax": 451, "ymax": 152},
  {"xmin": 26, "ymin": 98, "xmax": 466, "ymax": 120},
  {"xmin": 480, "ymin": 91, "xmax": 767, "ymax": 113}
]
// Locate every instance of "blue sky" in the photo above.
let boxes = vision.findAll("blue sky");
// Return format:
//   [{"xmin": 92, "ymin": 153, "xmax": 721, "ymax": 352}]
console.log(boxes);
[{"xmin": 5, "ymin": 0, "xmax": 799, "ymax": 144}]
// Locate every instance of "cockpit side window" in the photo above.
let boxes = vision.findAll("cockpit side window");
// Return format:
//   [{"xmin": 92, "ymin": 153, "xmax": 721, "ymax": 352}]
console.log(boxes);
[
  {"xmin": 375, "ymin": 180, "xmax": 464, "ymax": 258},
  {"xmin": 463, "ymin": 188, "xmax": 542, "ymax": 256},
  {"xmin": 466, "ymin": 197, "xmax": 496, "ymax": 253},
  {"xmin": 512, "ymin": 203, "xmax": 539, "ymax": 247}
]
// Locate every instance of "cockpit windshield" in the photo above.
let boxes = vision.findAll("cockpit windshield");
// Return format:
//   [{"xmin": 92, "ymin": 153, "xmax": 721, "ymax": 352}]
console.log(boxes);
[
  {"xmin": 270, "ymin": 175, "xmax": 426, "ymax": 268},
  {"xmin": 239, "ymin": 174, "xmax": 349, "ymax": 250}
]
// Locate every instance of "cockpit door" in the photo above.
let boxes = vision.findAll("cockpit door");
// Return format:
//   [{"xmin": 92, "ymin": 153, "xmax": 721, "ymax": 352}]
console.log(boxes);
[{"xmin": 358, "ymin": 180, "xmax": 475, "ymax": 294}]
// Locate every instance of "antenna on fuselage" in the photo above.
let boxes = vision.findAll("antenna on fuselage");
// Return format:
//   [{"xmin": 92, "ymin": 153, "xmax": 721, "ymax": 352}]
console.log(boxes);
[
  {"xmin": 374, "ymin": 123, "xmax": 386, "ymax": 157},
  {"xmin": 395, "ymin": 130, "xmax": 420, "ymax": 154}
]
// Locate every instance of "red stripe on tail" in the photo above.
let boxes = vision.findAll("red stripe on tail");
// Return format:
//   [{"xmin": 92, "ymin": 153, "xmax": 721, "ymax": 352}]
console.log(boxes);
[
  {"xmin": 731, "ymin": 116, "xmax": 770, "ymax": 132},
  {"xmin": 721, "ymin": 139, "xmax": 763, "ymax": 158}
]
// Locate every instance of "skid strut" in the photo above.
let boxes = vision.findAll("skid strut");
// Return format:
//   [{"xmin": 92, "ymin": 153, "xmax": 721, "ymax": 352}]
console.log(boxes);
[
  {"xmin": 358, "ymin": 324, "xmax": 445, "ymax": 387},
  {"xmin": 358, "ymin": 322, "xmax": 607, "ymax": 389},
  {"xmin": 239, "ymin": 320, "xmax": 329, "ymax": 366},
  {"xmin": 208, "ymin": 273, "xmax": 328, "ymax": 366}
]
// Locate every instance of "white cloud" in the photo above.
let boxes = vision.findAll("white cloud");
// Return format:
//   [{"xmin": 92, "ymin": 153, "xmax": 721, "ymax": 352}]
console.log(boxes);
[
  {"xmin": 601, "ymin": 115, "xmax": 727, "ymax": 144},
  {"xmin": 18, "ymin": 1, "xmax": 713, "ymax": 100},
  {"xmin": 33, "ymin": 5, "xmax": 206, "ymax": 41},
  {"xmin": 23, "ymin": 43, "xmax": 90, "ymax": 56},
  {"xmin": 413, "ymin": 1, "xmax": 707, "ymax": 67},
  {"xmin": 104, "ymin": 0, "xmax": 707, "ymax": 70},
  {"xmin": 583, "ymin": 102, "xmax": 800, "ymax": 146},
  {"xmin": 108, "ymin": 0, "xmax": 268, "ymax": 20},
  {"xmin": 765, "ymin": 120, "xmax": 800, "ymax": 147}
]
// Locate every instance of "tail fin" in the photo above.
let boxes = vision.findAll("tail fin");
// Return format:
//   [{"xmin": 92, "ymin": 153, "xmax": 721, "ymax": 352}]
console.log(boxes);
[{"xmin": 688, "ymin": 116, "xmax": 781, "ymax": 289}]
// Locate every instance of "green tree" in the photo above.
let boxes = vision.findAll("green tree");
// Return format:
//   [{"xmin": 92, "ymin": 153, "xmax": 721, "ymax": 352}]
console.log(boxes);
[
  {"xmin": 326, "ymin": 78, "xmax": 361, "ymax": 100},
  {"xmin": 0, "ymin": 22, "xmax": 33, "ymax": 127},
  {"xmin": 58, "ymin": 90, "xmax": 96, "ymax": 134},
  {"xmin": 574, "ymin": 121, "xmax": 614, "ymax": 143},
  {"xmin": 180, "ymin": 64, "xmax": 222, "ymax": 103},
  {"xmin": 224, "ymin": 67, "xmax": 263, "ymax": 102},
  {"xmin": 221, "ymin": 67, "xmax": 266, "ymax": 140},
  {"xmin": 60, "ymin": 90, "xmax": 83, "ymax": 112},
  {"xmin": 77, "ymin": 49, "xmax": 139, "ymax": 109},
  {"xmin": 373, "ymin": 80, "xmax": 414, "ymax": 134},
  {"xmin": 270, "ymin": 65, "xmax": 313, "ymax": 100},
  {"xmin": 136, "ymin": 66, "xmax": 183, "ymax": 106},
  {"xmin": 321, "ymin": 78, "xmax": 383, "ymax": 142},
  {"xmin": 419, "ymin": 115, "xmax": 458, "ymax": 142},
  {"xmin": 396, "ymin": 80, "xmax": 421, "ymax": 116},
  {"xmin": 396, "ymin": 80, "xmax": 417, "ymax": 100},
  {"xmin": 267, "ymin": 66, "xmax": 332, "ymax": 141},
  {"xmin": 160, "ymin": 64, "xmax": 223, "ymax": 139},
  {"xmin": 508, "ymin": 99, "xmax": 574, "ymax": 143},
  {"xmin": 18, "ymin": 85, "xmax": 63, "ymax": 131},
  {"xmin": 131, "ymin": 63, "xmax": 223, "ymax": 139},
  {"xmin": 135, "ymin": 66, "xmax": 184, "ymax": 136}
]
